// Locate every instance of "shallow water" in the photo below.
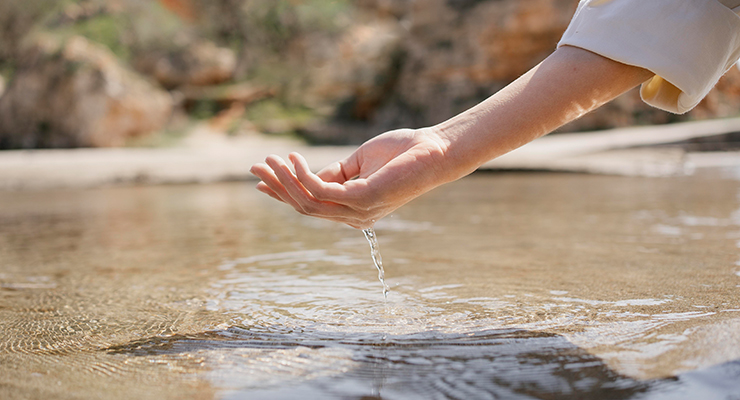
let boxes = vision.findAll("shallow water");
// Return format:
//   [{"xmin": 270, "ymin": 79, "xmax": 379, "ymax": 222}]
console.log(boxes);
[{"xmin": 1, "ymin": 172, "xmax": 740, "ymax": 399}]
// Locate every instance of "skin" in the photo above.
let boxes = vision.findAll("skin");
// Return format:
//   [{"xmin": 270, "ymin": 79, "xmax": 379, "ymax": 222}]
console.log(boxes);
[{"xmin": 250, "ymin": 46, "xmax": 654, "ymax": 229}]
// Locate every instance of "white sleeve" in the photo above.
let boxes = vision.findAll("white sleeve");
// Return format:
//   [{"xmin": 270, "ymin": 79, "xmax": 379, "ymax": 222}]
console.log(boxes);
[{"xmin": 558, "ymin": 0, "xmax": 740, "ymax": 114}]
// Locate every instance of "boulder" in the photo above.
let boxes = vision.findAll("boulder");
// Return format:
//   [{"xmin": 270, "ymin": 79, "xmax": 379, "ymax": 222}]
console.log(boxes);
[
  {"xmin": 378, "ymin": 0, "xmax": 576, "ymax": 128},
  {"xmin": 290, "ymin": 16, "xmax": 406, "ymax": 143},
  {"xmin": 299, "ymin": 0, "xmax": 740, "ymax": 143},
  {"xmin": 157, "ymin": 0, "xmax": 197, "ymax": 22},
  {"xmin": 297, "ymin": 18, "xmax": 405, "ymax": 119},
  {"xmin": 134, "ymin": 41, "xmax": 237, "ymax": 89},
  {"xmin": 0, "ymin": 36, "xmax": 173, "ymax": 148},
  {"xmin": 300, "ymin": 0, "xmax": 577, "ymax": 143}
]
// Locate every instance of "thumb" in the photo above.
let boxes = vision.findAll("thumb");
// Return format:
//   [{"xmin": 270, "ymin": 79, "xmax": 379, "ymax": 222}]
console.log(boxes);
[{"xmin": 315, "ymin": 150, "xmax": 362, "ymax": 184}]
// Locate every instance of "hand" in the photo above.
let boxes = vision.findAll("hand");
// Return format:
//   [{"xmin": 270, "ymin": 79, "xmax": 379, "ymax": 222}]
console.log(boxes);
[
  {"xmin": 249, "ymin": 128, "xmax": 450, "ymax": 229},
  {"xmin": 250, "ymin": 47, "xmax": 653, "ymax": 229}
]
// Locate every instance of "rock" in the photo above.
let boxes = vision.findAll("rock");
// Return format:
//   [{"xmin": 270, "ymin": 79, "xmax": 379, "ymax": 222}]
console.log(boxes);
[
  {"xmin": 134, "ymin": 41, "xmax": 237, "ymax": 88},
  {"xmin": 299, "ymin": 0, "xmax": 577, "ymax": 143},
  {"xmin": 298, "ymin": 0, "xmax": 740, "ymax": 143},
  {"xmin": 690, "ymin": 66, "xmax": 740, "ymax": 120},
  {"xmin": 380, "ymin": 0, "xmax": 576, "ymax": 128},
  {"xmin": 289, "ymin": 16, "xmax": 406, "ymax": 143},
  {"xmin": 178, "ymin": 82, "xmax": 274, "ymax": 106},
  {"xmin": 298, "ymin": 18, "xmax": 405, "ymax": 119},
  {"xmin": 157, "ymin": 0, "xmax": 197, "ymax": 22},
  {"xmin": 0, "ymin": 36, "xmax": 173, "ymax": 148}
]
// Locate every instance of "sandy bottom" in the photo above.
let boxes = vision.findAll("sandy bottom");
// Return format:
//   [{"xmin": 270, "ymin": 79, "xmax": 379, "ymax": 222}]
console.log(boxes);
[{"xmin": 1, "ymin": 172, "xmax": 739, "ymax": 399}]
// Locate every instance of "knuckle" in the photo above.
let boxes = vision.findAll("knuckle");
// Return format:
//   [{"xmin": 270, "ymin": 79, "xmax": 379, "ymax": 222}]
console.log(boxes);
[{"xmin": 310, "ymin": 190, "xmax": 328, "ymax": 202}]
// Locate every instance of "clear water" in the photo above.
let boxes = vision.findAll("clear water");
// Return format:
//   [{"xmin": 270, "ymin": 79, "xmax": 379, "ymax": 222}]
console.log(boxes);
[
  {"xmin": 362, "ymin": 228, "xmax": 390, "ymax": 298},
  {"xmin": 1, "ymin": 172, "xmax": 740, "ymax": 399}
]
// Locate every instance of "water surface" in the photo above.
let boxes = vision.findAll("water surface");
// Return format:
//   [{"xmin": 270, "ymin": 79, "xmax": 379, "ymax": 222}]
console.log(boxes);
[{"xmin": 1, "ymin": 172, "xmax": 740, "ymax": 399}]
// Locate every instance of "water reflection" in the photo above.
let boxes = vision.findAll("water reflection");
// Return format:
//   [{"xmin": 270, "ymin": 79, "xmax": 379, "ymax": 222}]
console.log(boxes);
[
  {"xmin": 2, "ymin": 174, "xmax": 740, "ymax": 399},
  {"xmin": 107, "ymin": 326, "xmax": 651, "ymax": 400}
]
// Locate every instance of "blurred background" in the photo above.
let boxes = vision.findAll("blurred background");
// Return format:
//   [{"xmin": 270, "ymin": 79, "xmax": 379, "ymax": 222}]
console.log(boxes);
[{"xmin": 1, "ymin": 0, "xmax": 739, "ymax": 150}]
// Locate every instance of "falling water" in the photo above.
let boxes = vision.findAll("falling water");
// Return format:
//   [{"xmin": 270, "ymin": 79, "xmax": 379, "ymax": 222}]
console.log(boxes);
[{"xmin": 362, "ymin": 228, "xmax": 390, "ymax": 298}]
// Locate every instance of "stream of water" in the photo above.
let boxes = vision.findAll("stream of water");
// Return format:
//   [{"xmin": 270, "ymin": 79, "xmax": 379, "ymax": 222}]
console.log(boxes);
[
  {"xmin": 362, "ymin": 228, "xmax": 390, "ymax": 298},
  {"xmin": 1, "ymin": 172, "xmax": 740, "ymax": 399}
]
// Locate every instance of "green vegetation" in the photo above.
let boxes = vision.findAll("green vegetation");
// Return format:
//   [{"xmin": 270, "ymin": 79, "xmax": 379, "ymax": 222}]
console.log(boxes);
[
  {"xmin": 0, "ymin": 64, "xmax": 16, "ymax": 82},
  {"xmin": 294, "ymin": 0, "xmax": 352, "ymax": 33},
  {"xmin": 201, "ymin": 0, "xmax": 351, "ymax": 47},
  {"xmin": 124, "ymin": 120, "xmax": 191, "ymax": 148},
  {"xmin": 63, "ymin": 14, "xmax": 131, "ymax": 59},
  {"xmin": 46, "ymin": 1, "xmax": 189, "ymax": 61},
  {"xmin": 0, "ymin": 0, "xmax": 361, "ymax": 146},
  {"xmin": 189, "ymin": 99, "xmax": 223, "ymax": 120},
  {"xmin": 0, "ymin": 0, "xmax": 60, "ymax": 70},
  {"xmin": 246, "ymin": 99, "xmax": 317, "ymax": 135}
]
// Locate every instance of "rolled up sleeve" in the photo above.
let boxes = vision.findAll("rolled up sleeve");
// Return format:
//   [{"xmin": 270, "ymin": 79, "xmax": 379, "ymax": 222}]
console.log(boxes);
[{"xmin": 558, "ymin": 0, "xmax": 740, "ymax": 114}]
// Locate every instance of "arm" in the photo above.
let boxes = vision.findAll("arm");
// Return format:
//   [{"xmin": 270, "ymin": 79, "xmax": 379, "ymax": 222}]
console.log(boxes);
[{"xmin": 250, "ymin": 46, "xmax": 653, "ymax": 229}]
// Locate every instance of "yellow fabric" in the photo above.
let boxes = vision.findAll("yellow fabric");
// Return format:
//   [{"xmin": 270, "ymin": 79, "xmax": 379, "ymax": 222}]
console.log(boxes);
[{"xmin": 640, "ymin": 76, "xmax": 683, "ymax": 113}]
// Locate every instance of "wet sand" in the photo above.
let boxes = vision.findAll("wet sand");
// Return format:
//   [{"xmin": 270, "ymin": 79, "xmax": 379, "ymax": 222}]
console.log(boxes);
[
  {"xmin": 1, "ymin": 172, "xmax": 739, "ymax": 399},
  {"xmin": 2, "ymin": 117, "xmax": 740, "ymax": 190}
]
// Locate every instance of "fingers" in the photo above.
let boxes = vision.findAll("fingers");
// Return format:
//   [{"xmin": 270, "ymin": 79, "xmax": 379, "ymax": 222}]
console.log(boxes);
[
  {"xmin": 263, "ymin": 155, "xmax": 362, "ymax": 220},
  {"xmin": 316, "ymin": 150, "xmax": 361, "ymax": 183},
  {"xmin": 265, "ymin": 155, "xmax": 315, "ymax": 206},
  {"xmin": 289, "ymin": 153, "xmax": 359, "ymax": 206},
  {"xmin": 251, "ymin": 153, "xmax": 380, "ymax": 228},
  {"xmin": 255, "ymin": 181, "xmax": 283, "ymax": 202},
  {"xmin": 288, "ymin": 153, "xmax": 344, "ymax": 204},
  {"xmin": 250, "ymin": 161, "xmax": 305, "ymax": 211}
]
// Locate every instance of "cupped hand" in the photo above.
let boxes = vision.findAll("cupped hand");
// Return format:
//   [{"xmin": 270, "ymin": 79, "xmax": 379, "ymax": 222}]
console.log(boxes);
[{"xmin": 249, "ymin": 128, "xmax": 451, "ymax": 229}]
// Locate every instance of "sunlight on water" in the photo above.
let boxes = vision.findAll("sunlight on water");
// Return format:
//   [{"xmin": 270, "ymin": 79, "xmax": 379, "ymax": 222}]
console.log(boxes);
[{"xmin": 1, "ymin": 174, "xmax": 740, "ymax": 399}]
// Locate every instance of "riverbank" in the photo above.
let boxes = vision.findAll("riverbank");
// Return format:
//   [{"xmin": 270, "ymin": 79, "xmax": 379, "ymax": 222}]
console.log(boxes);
[{"xmin": 2, "ymin": 117, "xmax": 740, "ymax": 190}]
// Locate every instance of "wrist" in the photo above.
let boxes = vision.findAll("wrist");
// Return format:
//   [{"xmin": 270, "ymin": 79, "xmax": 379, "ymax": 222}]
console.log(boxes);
[
  {"xmin": 428, "ymin": 118, "xmax": 490, "ymax": 181},
  {"xmin": 419, "ymin": 125, "xmax": 478, "ymax": 183}
]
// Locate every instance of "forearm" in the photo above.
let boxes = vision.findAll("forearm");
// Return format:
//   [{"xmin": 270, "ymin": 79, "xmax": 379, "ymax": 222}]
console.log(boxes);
[
  {"xmin": 432, "ymin": 46, "xmax": 654, "ymax": 179},
  {"xmin": 250, "ymin": 46, "xmax": 655, "ymax": 229}
]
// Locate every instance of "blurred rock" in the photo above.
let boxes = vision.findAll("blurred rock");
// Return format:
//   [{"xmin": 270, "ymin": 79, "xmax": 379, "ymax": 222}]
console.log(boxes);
[
  {"xmin": 179, "ymin": 82, "xmax": 274, "ymax": 105},
  {"xmin": 4, "ymin": 0, "xmax": 738, "ymax": 147},
  {"xmin": 293, "ymin": 16, "xmax": 405, "ymax": 143},
  {"xmin": 298, "ymin": 18, "xmax": 405, "ymax": 118},
  {"xmin": 355, "ymin": 0, "xmax": 409, "ymax": 19},
  {"xmin": 0, "ymin": 36, "xmax": 173, "ymax": 148},
  {"xmin": 0, "ymin": 74, "xmax": 5, "ymax": 98},
  {"xmin": 690, "ymin": 66, "xmax": 740, "ymax": 120},
  {"xmin": 134, "ymin": 41, "xmax": 237, "ymax": 88},
  {"xmin": 299, "ymin": 0, "xmax": 740, "ymax": 143},
  {"xmin": 51, "ymin": 1, "xmax": 113, "ymax": 26},
  {"xmin": 158, "ymin": 0, "xmax": 197, "ymax": 22},
  {"xmin": 380, "ymin": 0, "xmax": 576, "ymax": 128},
  {"xmin": 300, "ymin": 0, "xmax": 576, "ymax": 143}
]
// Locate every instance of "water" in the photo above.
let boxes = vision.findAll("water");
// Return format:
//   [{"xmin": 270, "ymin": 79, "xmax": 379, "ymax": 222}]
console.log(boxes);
[
  {"xmin": 1, "ymin": 172, "xmax": 740, "ymax": 399},
  {"xmin": 362, "ymin": 228, "xmax": 390, "ymax": 298}
]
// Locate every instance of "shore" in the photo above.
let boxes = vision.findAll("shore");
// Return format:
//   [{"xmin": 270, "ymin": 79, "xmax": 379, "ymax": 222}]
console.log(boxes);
[{"xmin": 2, "ymin": 117, "xmax": 740, "ymax": 190}]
